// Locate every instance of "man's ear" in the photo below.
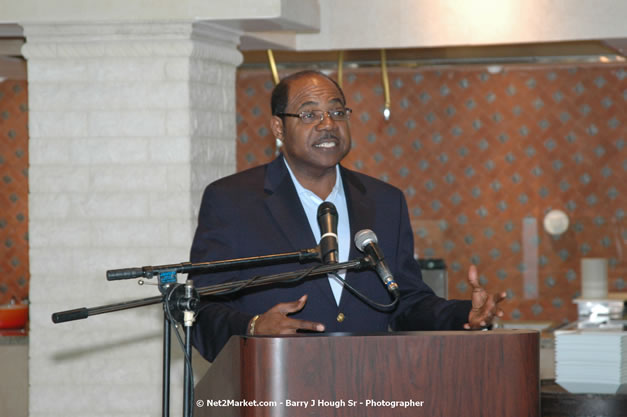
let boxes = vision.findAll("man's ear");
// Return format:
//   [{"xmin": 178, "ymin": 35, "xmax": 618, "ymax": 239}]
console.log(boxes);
[{"xmin": 270, "ymin": 115, "xmax": 284, "ymax": 139}]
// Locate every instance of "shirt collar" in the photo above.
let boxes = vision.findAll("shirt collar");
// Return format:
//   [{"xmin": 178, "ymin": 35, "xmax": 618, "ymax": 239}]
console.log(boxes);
[{"xmin": 283, "ymin": 157, "xmax": 343, "ymax": 202}]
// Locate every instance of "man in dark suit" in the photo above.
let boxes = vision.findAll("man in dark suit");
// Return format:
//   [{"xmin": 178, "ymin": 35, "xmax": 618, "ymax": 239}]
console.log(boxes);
[{"xmin": 190, "ymin": 70, "xmax": 505, "ymax": 362}]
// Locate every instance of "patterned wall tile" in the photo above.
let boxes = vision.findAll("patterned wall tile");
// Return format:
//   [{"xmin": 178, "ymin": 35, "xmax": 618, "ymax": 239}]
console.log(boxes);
[{"xmin": 0, "ymin": 80, "xmax": 29, "ymax": 305}]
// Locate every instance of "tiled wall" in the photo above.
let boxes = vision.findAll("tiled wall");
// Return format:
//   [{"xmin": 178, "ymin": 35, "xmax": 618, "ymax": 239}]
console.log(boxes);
[
  {"xmin": 236, "ymin": 65, "xmax": 626, "ymax": 323},
  {"xmin": 0, "ymin": 80, "xmax": 28, "ymax": 306}
]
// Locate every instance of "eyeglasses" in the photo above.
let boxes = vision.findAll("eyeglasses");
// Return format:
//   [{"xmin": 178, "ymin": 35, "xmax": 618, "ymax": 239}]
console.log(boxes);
[{"xmin": 276, "ymin": 108, "xmax": 352, "ymax": 124}]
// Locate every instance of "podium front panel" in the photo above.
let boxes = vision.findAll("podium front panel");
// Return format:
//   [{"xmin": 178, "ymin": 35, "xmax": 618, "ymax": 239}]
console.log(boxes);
[{"xmin": 195, "ymin": 330, "xmax": 539, "ymax": 417}]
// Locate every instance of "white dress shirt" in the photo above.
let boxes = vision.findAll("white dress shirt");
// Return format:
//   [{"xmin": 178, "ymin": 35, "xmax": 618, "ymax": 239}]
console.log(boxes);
[{"xmin": 284, "ymin": 159, "xmax": 350, "ymax": 305}]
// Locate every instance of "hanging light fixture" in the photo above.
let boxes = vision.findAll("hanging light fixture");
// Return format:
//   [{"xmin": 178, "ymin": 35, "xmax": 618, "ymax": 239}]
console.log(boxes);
[
  {"xmin": 266, "ymin": 49, "xmax": 280, "ymax": 86},
  {"xmin": 266, "ymin": 49, "xmax": 282, "ymax": 153},
  {"xmin": 380, "ymin": 49, "xmax": 391, "ymax": 121},
  {"xmin": 337, "ymin": 50, "xmax": 344, "ymax": 88}
]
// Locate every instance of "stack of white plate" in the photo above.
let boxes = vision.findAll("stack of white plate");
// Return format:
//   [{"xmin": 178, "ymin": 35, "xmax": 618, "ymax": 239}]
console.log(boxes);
[{"xmin": 555, "ymin": 329, "xmax": 627, "ymax": 394}]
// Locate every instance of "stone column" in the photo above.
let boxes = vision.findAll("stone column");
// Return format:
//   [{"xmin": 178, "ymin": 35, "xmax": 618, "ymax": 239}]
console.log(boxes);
[{"xmin": 23, "ymin": 21, "xmax": 241, "ymax": 417}]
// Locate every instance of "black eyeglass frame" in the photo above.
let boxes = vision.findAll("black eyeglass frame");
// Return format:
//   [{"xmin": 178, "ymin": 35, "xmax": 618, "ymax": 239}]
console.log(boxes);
[{"xmin": 275, "ymin": 108, "xmax": 353, "ymax": 124}]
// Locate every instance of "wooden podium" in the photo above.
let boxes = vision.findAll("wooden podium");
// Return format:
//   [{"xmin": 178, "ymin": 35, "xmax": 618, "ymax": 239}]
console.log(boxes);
[{"xmin": 195, "ymin": 330, "xmax": 539, "ymax": 417}]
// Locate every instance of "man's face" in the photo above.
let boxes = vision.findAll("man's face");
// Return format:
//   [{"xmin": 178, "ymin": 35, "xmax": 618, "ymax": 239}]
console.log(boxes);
[{"xmin": 271, "ymin": 74, "xmax": 352, "ymax": 176}]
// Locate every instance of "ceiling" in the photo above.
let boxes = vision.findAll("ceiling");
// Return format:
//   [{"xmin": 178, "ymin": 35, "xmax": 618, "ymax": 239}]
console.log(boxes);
[
  {"xmin": 1, "ymin": 22, "xmax": 626, "ymax": 81},
  {"xmin": 239, "ymin": 40, "xmax": 626, "ymax": 69}
]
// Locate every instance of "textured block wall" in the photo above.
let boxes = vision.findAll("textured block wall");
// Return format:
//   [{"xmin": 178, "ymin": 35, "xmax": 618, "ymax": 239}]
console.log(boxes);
[{"xmin": 23, "ymin": 22, "xmax": 240, "ymax": 417}]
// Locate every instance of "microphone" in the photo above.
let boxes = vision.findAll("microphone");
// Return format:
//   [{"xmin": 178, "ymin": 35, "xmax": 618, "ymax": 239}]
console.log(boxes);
[
  {"xmin": 317, "ymin": 202, "xmax": 339, "ymax": 264},
  {"xmin": 354, "ymin": 229, "xmax": 400, "ymax": 298}
]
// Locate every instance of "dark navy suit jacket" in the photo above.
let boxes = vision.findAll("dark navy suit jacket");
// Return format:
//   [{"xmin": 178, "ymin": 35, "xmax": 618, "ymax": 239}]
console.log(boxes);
[{"xmin": 190, "ymin": 156, "xmax": 471, "ymax": 362}]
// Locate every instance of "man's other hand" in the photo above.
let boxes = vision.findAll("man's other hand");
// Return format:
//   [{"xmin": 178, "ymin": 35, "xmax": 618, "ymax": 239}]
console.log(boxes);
[{"xmin": 463, "ymin": 265, "xmax": 507, "ymax": 329}]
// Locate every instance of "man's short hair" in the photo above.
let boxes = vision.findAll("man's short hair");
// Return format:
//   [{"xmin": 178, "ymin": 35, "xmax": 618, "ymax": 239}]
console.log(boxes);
[{"xmin": 270, "ymin": 70, "xmax": 346, "ymax": 118}]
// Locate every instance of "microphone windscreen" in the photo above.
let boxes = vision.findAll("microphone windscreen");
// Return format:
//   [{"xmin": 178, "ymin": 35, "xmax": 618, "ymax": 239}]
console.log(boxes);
[
  {"xmin": 317, "ymin": 201, "xmax": 337, "ymax": 219},
  {"xmin": 354, "ymin": 229, "xmax": 377, "ymax": 251}
]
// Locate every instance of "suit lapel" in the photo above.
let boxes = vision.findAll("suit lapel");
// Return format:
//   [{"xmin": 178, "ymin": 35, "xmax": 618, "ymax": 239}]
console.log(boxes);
[
  {"xmin": 341, "ymin": 167, "xmax": 375, "ymax": 261},
  {"xmin": 339, "ymin": 167, "xmax": 377, "ymax": 308},
  {"xmin": 263, "ymin": 156, "xmax": 317, "ymax": 252}
]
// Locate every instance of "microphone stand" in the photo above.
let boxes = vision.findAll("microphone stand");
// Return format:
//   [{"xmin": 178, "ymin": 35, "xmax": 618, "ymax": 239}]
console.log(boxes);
[
  {"xmin": 105, "ymin": 248, "xmax": 320, "ymax": 281},
  {"xmin": 51, "ymin": 254, "xmax": 373, "ymax": 417}
]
